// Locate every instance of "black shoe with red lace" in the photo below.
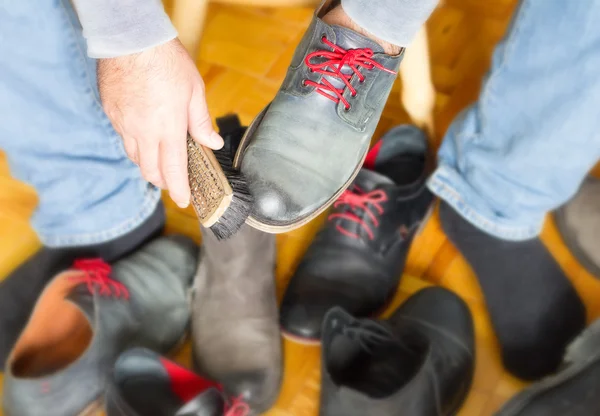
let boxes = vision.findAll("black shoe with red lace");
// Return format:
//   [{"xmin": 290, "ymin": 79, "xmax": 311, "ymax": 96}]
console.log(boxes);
[
  {"xmin": 104, "ymin": 348, "xmax": 251, "ymax": 416},
  {"xmin": 280, "ymin": 125, "xmax": 433, "ymax": 343},
  {"xmin": 235, "ymin": 3, "xmax": 403, "ymax": 234},
  {"xmin": 2, "ymin": 235, "xmax": 198, "ymax": 416}
]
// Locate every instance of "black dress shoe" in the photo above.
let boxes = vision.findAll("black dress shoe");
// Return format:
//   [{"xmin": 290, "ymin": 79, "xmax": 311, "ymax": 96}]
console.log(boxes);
[
  {"xmin": 105, "ymin": 348, "xmax": 227, "ymax": 416},
  {"xmin": 320, "ymin": 287, "xmax": 475, "ymax": 416},
  {"xmin": 280, "ymin": 125, "xmax": 434, "ymax": 342},
  {"xmin": 496, "ymin": 318, "xmax": 600, "ymax": 416}
]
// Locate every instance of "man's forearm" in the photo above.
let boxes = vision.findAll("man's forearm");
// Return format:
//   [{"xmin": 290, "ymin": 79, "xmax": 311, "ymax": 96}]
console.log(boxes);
[{"xmin": 71, "ymin": 0, "xmax": 177, "ymax": 59}]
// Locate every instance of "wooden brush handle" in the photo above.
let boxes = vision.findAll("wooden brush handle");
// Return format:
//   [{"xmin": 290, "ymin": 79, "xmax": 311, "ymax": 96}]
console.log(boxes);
[{"xmin": 187, "ymin": 136, "xmax": 233, "ymax": 227}]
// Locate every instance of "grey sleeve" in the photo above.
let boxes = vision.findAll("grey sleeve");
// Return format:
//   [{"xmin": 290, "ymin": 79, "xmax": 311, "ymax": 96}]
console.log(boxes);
[
  {"xmin": 341, "ymin": 0, "xmax": 439, "ymax": 47},
  {"xmin": 71, "ymin": 0, "xmax": 178, "ymax": 59}
]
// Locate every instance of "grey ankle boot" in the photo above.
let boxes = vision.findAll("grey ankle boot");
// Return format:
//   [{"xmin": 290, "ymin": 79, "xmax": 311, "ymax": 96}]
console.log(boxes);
[
  {"xmin": 191, "ymin": 224, "xmax": 281, "ymax": 415},
  {"xmin": 555, "ymin": 177, "xmax": 600, "ymax": 278}
]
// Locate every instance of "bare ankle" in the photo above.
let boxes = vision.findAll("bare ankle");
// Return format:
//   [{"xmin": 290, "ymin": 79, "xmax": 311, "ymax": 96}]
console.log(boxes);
[{"xmin": 322, "ymin": 5, "xmax": 402, "ymax": 56}]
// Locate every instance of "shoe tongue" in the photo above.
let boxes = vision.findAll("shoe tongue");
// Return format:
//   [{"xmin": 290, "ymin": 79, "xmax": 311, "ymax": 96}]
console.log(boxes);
[
  {"xmin": 175, "ymin": 388, "xmax": 225, "ymax": 416},
  {"xmin": 65, "ymin": 285, "xmax": 96, "ymax": 324},
  {"xmin": 330, "ymin": 25, "xmax": 384, "ymax": 53},
  {"xmin": 316, "ymin": 26, "xmax": 384, "ymax": 97},
  {"xmin": 353, "ymin": 168, "xmax": 394, "ymax": 192}
]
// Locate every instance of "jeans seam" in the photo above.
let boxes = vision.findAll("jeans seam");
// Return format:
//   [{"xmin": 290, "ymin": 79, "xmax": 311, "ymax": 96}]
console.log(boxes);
[
  {"xmin": 479, "ymin": 0, "xmax": 531, "ymax": 108},
  {"xmin": 59, "ymin": 0, "xmax": 124, "ymax": 156}
]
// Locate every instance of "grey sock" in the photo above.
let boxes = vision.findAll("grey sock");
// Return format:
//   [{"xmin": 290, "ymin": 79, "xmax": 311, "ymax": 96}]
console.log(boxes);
[{"xmin": 439, "ymin": 201, "xmax": 585, "ymax": 380}]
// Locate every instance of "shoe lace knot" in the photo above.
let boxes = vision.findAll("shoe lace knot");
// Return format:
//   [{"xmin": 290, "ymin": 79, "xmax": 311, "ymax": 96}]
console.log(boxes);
[
  {"xmin": 69, "ymin": 258, "xmax": 129, "ymax": 300},
  {"xmin": 225, "ymin": 396, "xmax": 250, "ymax": 416},
  {"xmin": 328, "ymin": 187, "xmax": 388, "ymax": 240},
  {"xmin": 303, "ymin": 36, "xmax": 397, "ymax": 111}
]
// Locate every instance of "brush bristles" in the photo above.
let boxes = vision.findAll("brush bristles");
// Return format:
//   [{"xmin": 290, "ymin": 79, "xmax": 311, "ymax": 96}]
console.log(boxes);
[{"xmin": 209, "ymin": 148, "xmax": 253, "ymax": 240}]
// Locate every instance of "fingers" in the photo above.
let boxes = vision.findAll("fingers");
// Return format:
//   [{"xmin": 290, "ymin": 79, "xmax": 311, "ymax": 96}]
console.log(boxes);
[
  {"xmin": 188, "ymin": 85, "xmax": 224, "ymax": 150},
  {"xmin": 122, "ymin": 136, "xmax": 139, "ymax": 165},
  {"xmin": 160, "ymin": 126, "xmax": 191, "ymax": 209},
  {"xmin": 138, "ymin": 137, "xmax": 166, "ymax": 189}
]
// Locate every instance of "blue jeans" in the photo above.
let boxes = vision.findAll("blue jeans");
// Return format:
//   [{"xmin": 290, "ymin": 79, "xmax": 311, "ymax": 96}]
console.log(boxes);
[
  {"xmin": 425, "ymin": 0, "xmax": 600, "ymax": 240},
  {"xmin": 0, "ymin": 0, "xmax": 161, "ymax": 247}
]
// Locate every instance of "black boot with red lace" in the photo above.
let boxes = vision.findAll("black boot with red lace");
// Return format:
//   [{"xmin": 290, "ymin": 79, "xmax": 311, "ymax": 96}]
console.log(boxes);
[
  {"xmin": 2, "ymin": 235, "xmax": 198, "ymax": 416},
  {"xmin": 280, "ymin": 125, "xmax": 433, "ymax": 343}
]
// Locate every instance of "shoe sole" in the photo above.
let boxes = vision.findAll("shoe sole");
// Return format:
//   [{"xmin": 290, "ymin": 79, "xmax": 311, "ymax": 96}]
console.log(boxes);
[
  {"xmin": 495, "ymin": 324, "xmax": 600, "ymax": 416},
  {"xmin": 233, "ymin": 106, "xmax": 369, "ymax": 234},
  {"xmin": 281, "ymin": 329, "xmax": 322, "ymax": 346}
]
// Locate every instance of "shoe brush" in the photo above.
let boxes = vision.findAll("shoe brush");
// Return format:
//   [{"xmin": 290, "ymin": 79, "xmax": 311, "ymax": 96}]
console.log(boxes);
[{"xmin": 187, "ymin": 115, "xmax": 252, "ymax": 239}]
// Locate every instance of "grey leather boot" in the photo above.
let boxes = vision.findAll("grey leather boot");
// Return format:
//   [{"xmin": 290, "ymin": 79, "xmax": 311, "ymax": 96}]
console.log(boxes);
[
  {"xmin": 191, "ymin": 224, "xmax": 281, "ymax": 415},
  {"xmin": 2, "ymin": 236, "xmax": 198, "ymax": 416},
  {"xmin": 555, "ymin": 177, "xmax": 600, "ymax": 278},
  {"xmin": 234, "ymin": 0, "xmax": 404, "ymax": 234}
]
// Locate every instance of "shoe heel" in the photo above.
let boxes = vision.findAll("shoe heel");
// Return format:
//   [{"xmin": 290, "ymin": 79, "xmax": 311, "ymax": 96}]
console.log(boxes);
[{"xmin": 187, "ymin": 136, "xmax": 234, "ymax": 228}]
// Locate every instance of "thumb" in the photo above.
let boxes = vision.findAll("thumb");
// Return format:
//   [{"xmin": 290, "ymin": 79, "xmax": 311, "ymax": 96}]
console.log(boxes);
[{"xmin": 188, "ymin": 86, "xmax": 223, "ymax": 150}]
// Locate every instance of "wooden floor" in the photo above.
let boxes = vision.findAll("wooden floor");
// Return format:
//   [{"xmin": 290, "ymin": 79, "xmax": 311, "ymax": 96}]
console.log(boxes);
[{"xmin": 2, "ymin": 1, "xmax": 600, "ymax": 415}]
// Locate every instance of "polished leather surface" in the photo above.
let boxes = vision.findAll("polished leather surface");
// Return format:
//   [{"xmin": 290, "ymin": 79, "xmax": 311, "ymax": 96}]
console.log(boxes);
[
  {"xmin": 280, "ymin": 125, "xmax": 433, "ymax": 340},
  {"xmin": 105, "ymin": 348, "xmax": 223, "ymax": 416},
  {"xmin": 319, "ymin": 287, "xmax": 475, "ymax": 416},
  {"xmin": 191, "ymin": 225, "xmax": 281, "ymax": 415},
  {"xmin": 2, "ymin": 236, "xmax": 198, "ymax": 416},
  {"xmin": 239, "ymin": 1, "xmax": 403, "ymax": 227}
]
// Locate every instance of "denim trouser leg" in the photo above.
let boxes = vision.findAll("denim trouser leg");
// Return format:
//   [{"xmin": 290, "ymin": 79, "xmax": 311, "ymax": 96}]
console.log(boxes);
[
  {"xmin": 428, "ymin": 0, "xmax": 600, "ymax": 240},
  {"xmin": 0, "ymin": 0, "xmax": 161, "ymax": 247}
]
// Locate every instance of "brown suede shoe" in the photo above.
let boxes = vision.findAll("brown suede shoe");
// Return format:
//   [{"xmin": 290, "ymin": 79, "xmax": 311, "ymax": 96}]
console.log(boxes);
[{"xmin": 191, "ymin": 225, "xmax": 281, "ymax": 415}]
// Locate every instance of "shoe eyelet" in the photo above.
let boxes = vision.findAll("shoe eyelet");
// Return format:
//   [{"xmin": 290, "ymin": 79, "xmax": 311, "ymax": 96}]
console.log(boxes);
[
  {"xmin": 302, "ymin": 80, "xmax": 308, "ymax": 87},
  {"xmin": 351, "ymin": 92, "xmax": 357, "ymax": 98},
  {"xmin": 344, "ymin": 105, "xmax": 351, "ymax": 112},
  {"xmin": 321, "ymin": 34, "xmax": 328, "ymax": 43}
]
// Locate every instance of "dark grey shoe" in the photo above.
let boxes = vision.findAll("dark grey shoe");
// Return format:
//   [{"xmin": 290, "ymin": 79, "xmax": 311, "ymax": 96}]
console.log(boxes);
[
  {"xmin": 191, "ymin": 225, "xmax": 281, "ymax": 415},
  {"xmin": 496, "ymin": 318, "xmax": 600, "ymax": 416},
  {"xmin": 320, "ymin": 287, "xmax": 475, "ymax": 416},
  {"xmin": 555, "ymin": 177, "xmax": 600, "ymax": 278},
  {"xmin": 2, "ymin": 235, "xmax": 198, "ymax": 416},
  {"xmin": 234, "ymin": 0, "xmax": 403, "ymax": 233}
]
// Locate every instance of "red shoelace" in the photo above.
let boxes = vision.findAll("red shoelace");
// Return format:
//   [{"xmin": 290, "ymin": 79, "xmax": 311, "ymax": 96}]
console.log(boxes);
[
  {"xmin": 328, "ymin": 187, "xmax": 388, "ymax": 240},
  {"xmin": 225, "ymin": 396, "xmax": 250, "ymax": 416},
  {"xmin": 69, "ymin": 258, "xmax": 129, "ymax": 299},
  {"xmin": 303, "ymin": 36, "xmax": 397, "ymax": 111}
]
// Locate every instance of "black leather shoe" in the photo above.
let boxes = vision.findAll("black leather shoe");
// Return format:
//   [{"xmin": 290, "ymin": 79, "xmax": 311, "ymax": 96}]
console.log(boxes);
[
  {"xmin": 280, "ymin": 125, "xmax": 434, "ymax": 342},
  {"xmin": 496, "ymin": 318, "xmax": 600, "ymax": 416},
  {"xmin": 105, "ymin": 348, "xmax": 246, "ymax": 416},
  {"xmin": 320, "ymin": 287, "xmax": 475, "ymax": 416}
]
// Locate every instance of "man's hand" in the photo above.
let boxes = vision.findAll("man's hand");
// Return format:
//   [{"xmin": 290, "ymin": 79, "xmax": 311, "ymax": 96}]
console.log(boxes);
[{"xmin": 97, "ymin": 38, "xmax": 223, "ymax": 208}]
